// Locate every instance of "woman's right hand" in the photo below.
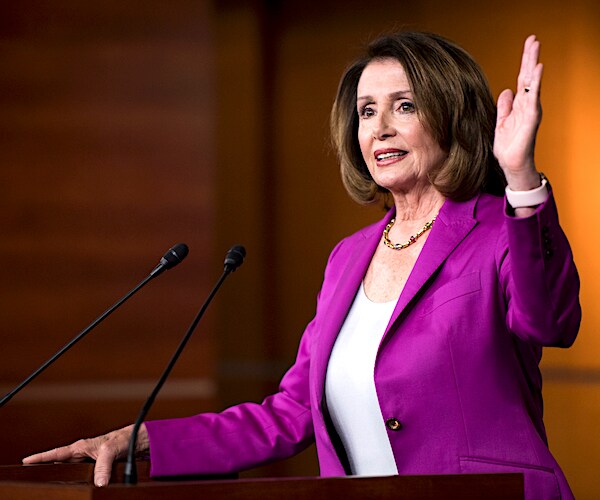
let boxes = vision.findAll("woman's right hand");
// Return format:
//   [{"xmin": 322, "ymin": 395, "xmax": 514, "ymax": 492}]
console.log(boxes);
[{"xmin": 22, "ymin": 423, "xmax": 148, "ymax": 487}]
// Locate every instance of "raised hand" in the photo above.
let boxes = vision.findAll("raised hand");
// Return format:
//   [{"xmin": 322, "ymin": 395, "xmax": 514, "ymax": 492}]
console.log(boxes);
[
  {"xmin": 494, "ymin": 34, "xmax": 543, "ymax": 191},
  {"xmin": 22, "ymin": 423, "xmax": 148, "ymax": 487}
]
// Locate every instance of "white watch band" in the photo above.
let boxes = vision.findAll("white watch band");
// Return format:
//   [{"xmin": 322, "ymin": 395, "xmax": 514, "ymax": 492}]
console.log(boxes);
[{"xmin": 505, "ymin": 176, "xmax": 548, "ymax": 208}]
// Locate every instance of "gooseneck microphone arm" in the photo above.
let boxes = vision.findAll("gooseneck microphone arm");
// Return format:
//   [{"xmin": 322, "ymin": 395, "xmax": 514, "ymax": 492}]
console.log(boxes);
[
  {"xmin": 124, "ymin": 245, "xmax": 246, "ymax": 485},
  {"xmin": 0, "ymin": 243, "xmax": 189, "ymax": 409}
]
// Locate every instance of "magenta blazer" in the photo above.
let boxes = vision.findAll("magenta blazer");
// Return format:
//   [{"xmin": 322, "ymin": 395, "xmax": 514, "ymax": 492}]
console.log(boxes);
[{"xmin": 146, "ymin": 192, "xmax": 581, "ymax": 499}]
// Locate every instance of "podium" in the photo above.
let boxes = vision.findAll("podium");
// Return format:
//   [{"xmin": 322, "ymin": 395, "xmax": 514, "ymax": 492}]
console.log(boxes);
[{"xmin": 0, "ymin": 462, "xmax": 524, "ymax": 499}]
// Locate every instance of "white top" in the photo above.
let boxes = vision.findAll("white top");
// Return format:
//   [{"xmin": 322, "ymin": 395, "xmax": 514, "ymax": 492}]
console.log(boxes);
[{"xmin": 324, "ymin": 282, "xmax": 398, "ymax": 476}]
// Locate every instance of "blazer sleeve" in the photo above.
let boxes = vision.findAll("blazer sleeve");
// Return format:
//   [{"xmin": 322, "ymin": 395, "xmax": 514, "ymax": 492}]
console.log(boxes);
[
  {"xmin": 145, "ymin": 318, "xmax": 316, "ymax": 477},
  {"xmin": 498, "ymin": 191, "xmax": 581, "ymax": 347}
]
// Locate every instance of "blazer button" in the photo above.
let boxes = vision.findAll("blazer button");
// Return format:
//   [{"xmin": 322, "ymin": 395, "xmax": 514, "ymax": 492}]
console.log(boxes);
[{"xmin": 385, "ymin": 418, "xmax": 402, "ymax": 431}]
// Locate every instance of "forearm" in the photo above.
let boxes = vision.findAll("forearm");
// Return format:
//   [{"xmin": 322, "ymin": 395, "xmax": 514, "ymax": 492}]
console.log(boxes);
[{"xmin": 501, "ymin": 193, "xmax": 581, "ymax": 346}]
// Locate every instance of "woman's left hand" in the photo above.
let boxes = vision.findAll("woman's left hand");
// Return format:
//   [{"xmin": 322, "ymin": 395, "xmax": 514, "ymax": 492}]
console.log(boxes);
[{"xmin": 494, "ymin": 34, "xmax": 543, "ymax": 191}]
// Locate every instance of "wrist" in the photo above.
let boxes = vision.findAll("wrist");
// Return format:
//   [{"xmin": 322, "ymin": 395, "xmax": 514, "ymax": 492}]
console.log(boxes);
[
  {"xmin": 504, "ymin": 168, "xmax": 542, "ymax": 191},
  {"xmin": 136, "ymin": 423, "xmax": 150, "ymax": 454},
  {"xmin": 505, "ymin": 172, "xmax": 548, "ymax": 208}
]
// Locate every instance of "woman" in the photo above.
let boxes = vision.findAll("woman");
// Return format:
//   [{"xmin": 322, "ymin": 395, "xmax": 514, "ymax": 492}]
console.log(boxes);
[{"xmin": 24, "ymin": 32, "xmax": 580, "ymax": 499}]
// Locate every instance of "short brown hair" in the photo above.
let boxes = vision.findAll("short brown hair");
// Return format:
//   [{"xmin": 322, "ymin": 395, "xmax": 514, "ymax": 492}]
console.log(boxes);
[{"xmin": 330, "ymin": 31, "xmax": 505, "ymax": 205}]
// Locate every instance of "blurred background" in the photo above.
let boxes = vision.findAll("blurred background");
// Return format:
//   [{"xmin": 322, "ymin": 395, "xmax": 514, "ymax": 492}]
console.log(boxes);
[{"xmin": 0, "ymin": 0, "xmax": 598, "ymax": 496}]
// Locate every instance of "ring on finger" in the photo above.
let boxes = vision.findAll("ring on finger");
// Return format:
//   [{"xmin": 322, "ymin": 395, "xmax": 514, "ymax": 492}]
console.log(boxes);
[{"xmin": 524, "ymin": 87, "xmax": 531, "ymax": 93}]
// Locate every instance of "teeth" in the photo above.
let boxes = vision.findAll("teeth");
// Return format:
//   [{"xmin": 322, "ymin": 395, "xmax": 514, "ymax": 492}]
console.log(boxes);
[{"xmin": 376, "ymin": 151, "xmax": 406, "ymax": 161}]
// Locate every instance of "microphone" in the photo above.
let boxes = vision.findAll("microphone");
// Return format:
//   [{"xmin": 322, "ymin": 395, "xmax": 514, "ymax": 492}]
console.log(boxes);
[
  {"xmin": 124, "ymin": 245, "xmax": 246, "ymax": 484},
  {"xmin": 0, "ymin": 243, "xmax": 189, "ymax": 409},
  {"xmin": 224, "ymin": 245, "xmax": 245, "ymax": 273},
  {"xmin": 150, "ymin": 243, "xmax": 189, "ymax": 277}
]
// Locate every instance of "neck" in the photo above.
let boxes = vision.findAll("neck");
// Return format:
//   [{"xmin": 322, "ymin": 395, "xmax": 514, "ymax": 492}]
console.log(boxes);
[{"xmin": 391, "ymin": 184, "xmax": 445, "ymax": 223}]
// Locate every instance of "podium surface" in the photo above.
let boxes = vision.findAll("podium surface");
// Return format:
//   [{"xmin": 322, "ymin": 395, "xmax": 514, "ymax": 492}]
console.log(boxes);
[{"xmin": 0, "ymin": 463, "xmax": 524, "ymax": 499}]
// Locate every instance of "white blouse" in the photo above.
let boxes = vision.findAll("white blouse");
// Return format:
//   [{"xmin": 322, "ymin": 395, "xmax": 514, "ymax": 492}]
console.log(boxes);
[{"xmin": 324, "ymin": 282, "xmax": 398, "ymax": 476}]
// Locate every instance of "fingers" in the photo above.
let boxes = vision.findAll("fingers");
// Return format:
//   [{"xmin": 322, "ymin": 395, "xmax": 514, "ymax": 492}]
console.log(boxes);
[
  {"xmin": 22, "ymin": 440, "xmax": 117, "ymax": 487},
  {"xmin": 94, "ymin": 425, "xmax": 140, "ymax": 486},
  {"xmin": 21, "ymin": 426, "xmax": 137, "ymax": 487},
  {"xmin": 22, "ymin": 442, "xmax": 89, "ymax": 465},
  {"xmin": 500, "ymin": 35, "xmax": 542, "ymax": 111},
  {"xmin": 93, "ymin": 441, "xmax": 120, "ymax": 487},
  {"xmin": 529, "ymin": 62, "xmax": 544, "ymax": 97},
  {"xmin": 91, "ymin": 427, "xmax": 134, "ymax": 486},
  {"xmin": 22, "ymin": 449, "xmax": 58, "ymax": 464},
  {"xmin": 518, "ymin": 35, "xmax": 542, "ymax": 95},
  {"xmin": 494, "ymin": 35, "xmax": 544, "ymax": 174},
  {"xmin": 517, "ymin": 35, "xmax": 539, "ymax": 91}
]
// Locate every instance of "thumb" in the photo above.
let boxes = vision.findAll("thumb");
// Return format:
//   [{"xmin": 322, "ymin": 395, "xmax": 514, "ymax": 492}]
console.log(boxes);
[
  {"xmin": 94, "ymin": 449, "xmax": 116, "ymax": 487},
  {"xmin": 496, "ymin": 89, "xmax": 514, "ymax": 125}
]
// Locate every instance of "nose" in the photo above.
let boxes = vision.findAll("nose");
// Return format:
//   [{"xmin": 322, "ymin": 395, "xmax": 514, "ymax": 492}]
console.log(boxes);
[{"xmin": 372, "ymin": 111, "xmax": 396, "ymax": 140}]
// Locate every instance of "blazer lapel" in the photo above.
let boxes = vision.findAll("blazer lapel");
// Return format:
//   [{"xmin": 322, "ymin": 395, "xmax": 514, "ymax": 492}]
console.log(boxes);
[
  {"xmin": 385, "ymin": 195, "xmax": 479, "ymax": 334},
  {"xmin": 312, "ymin": 194, "xmax": 480, "ymax": 403}
]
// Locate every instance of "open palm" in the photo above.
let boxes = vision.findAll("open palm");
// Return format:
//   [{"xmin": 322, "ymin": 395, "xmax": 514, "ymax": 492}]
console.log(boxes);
[{"xmin": 494, "ymin": 35, "xmax": 543, "ymax": 189}]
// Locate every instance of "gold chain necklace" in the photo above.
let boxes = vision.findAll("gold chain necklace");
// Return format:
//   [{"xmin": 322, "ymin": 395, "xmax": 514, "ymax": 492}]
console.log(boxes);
[{"xmin": 382, "ymin": 217, "xmax": 436, "ymax": 250}]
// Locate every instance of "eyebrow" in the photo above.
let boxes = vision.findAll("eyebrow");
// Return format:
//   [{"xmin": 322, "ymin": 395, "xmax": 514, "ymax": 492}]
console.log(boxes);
[{"xmin": 357, "ymin": 90, "xmax": 413, "ymax": 103}]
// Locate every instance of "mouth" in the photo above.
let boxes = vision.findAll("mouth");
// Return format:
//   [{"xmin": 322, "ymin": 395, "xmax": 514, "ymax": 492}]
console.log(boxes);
[{"xmin": 374, "ymin": 149, "xmax": 408, "ymax": 163}]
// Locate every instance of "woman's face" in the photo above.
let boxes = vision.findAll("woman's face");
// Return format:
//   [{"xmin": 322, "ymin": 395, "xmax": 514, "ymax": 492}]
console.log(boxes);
[{"xmin": 356, "ymin": 58, "xmax": 447, "ymax": 197}]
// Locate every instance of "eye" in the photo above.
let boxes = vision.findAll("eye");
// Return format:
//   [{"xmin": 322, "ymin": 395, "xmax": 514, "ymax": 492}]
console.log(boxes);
[
  {"xmin": 397, "ymin": 101, "xmax": 415, "ymax": 113},
  {"xmin": 358, "ymin": 105, "xmax": 376, "ymax": 119}
]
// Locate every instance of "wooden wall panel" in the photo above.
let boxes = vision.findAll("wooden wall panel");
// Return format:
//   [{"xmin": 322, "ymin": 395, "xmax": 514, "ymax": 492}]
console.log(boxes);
[{"xmin": 0, "ymin": 0, "xmax": 217, "ymax": 463}]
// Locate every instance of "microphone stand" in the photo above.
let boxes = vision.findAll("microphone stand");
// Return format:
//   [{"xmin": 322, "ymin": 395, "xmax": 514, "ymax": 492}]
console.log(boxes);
[
  {"xmin": 124, "ymin": 245, "xmax": 245, "ymax": 484},
  {"xmin": 0, "ymin": 244, "xmax": 188, "ymax": 409}
]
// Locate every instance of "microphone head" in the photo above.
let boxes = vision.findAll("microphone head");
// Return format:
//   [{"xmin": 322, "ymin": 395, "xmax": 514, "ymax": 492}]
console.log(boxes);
[
  {"xmin": 224, "ymin": 245, "xmax": 246, "ymax": 272},
  {"xmin": 160, "ymin": 243, "xmax": 189, "ymax": 270}
]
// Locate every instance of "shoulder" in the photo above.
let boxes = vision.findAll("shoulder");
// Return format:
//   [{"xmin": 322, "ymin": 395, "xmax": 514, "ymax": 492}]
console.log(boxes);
[
  {"xmin": 473, "ymin": 192, "xmax": 505, "ymax": 223},
  {"xmin": 435, "ymin": 192, "xmax": 504, "ymax": 232}
]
